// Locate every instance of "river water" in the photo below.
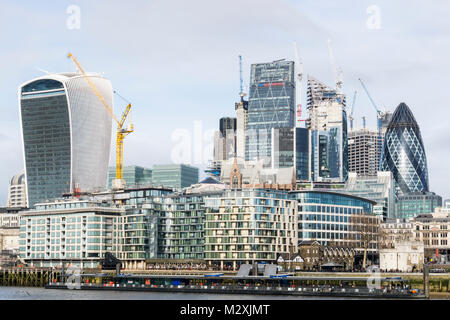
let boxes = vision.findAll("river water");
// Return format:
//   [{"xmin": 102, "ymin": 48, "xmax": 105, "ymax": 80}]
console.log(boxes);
[{"xmin": 0, "ymin": 286, "xmax": 339, "ymax": 300}]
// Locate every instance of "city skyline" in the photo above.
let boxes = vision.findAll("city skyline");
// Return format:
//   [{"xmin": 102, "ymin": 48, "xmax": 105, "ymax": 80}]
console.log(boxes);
[{"xmin": 0, "ymin": 0, "xmax": 449, "ymax": 204}]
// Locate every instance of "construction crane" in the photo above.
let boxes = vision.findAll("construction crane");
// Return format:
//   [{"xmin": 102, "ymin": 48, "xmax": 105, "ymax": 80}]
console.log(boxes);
[
  {"xmin": 293, "ymin": 41, "xmax": 306, "ymax": 125},
  {"xmin": 349, "ymin": 90, "xmax": 357, "ymax": 131},
  {"xmin": 327, "ymin": 39, "xmax": 343, "ymax": 93},
  {"xmin": 358, "ymin": 78, "xmax": 382, "ymax": 135},
  {"xmin": 67, "ymin": 52, "xmax": 134, "ymax": 190},
  {"xmin": 358, "ymin": 78, "xmax": 385, "ymax": 167},
  {"xmin": 238, "ymin": 55, "xmax": 246, "ymax": 101}
]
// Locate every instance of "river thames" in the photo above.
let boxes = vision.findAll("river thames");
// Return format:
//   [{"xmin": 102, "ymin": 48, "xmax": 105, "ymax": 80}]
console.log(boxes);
[{"xmin": 0, "ymin": 286, "xmax": 343, "ymax": 300}]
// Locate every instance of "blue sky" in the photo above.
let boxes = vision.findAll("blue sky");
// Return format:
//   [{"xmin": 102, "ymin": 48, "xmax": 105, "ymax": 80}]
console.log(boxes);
[{"xmin": 0, "ymin": 0, "xmax": 449, "ymax": 204}]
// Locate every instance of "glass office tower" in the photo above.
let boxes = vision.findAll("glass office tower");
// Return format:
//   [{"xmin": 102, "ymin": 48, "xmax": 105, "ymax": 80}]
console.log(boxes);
[
  {"xmin": 19, "ymin": 73, "xmax": 113, "ymax": 207},
  {"xmin": 295, "ymin": 128, "xmax": 310, "ymax": 181},
  {"xmin": 381, "ymin": 102, "xmax": 429, "ymax": 197},
  {"xmin": 152, "ymin": 164, "xmax": 199, "ymax": 189},
  {"xmin": 245, "ymin": 60, "xmax": 295, "ymax": 167},
  {"xmin": 107, "ymin": 165, "xmax": 152, "ymax": 189}
]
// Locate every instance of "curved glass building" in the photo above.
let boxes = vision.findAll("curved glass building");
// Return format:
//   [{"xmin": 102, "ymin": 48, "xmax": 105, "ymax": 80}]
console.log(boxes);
[
  {"xmin": 289, "ymin": 190, "xmax": 378, "ymax": 251},
  {"xmin": 19, "ymin": 73, "xmax": 113, "ymax": 207},
  {"xmin": 380, "ymin": 102, "xmax": 429, "ymax": 197}
]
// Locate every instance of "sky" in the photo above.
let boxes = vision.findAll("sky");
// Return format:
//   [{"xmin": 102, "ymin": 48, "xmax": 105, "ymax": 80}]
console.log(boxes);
[{"xmin": 0, "ymin": 0, "xmax": 449, "ymax": 205}]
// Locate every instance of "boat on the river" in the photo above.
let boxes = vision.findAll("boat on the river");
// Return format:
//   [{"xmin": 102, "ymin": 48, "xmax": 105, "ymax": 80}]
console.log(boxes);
[{"xmin": 45, "ymin": 273, "xmax": 425, "ymax": 299}]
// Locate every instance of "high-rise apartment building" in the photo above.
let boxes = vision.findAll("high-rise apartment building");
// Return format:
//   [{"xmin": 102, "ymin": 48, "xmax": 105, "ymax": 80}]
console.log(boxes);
[
  {"xmin": 246, "ymin": 60, "xmax": 295, "ymax": 167},
  {"xmin": 381, "ymin": 103, "xmax": 429, "ymax": 197},
  {"xmin": 18, "ymin": 200, "xmax": 123, "ymax": 268},
  {"xmin": 6, "ymin": 170, "xmax": 27, "ymax": 208},
  {"xmin": 19, "ymin": 73, "xmax": 113, "ymax": 207},
  {"xmin": 307, "ymin": 76, "xmax": 348, "ymax": 182},
  {"xmin": 348, "ymin": 129, "xmax": 381, "ymax": 177},
  {"xmin": 204, "ymin": 189, "xmax": 298, "ymax": 269}
]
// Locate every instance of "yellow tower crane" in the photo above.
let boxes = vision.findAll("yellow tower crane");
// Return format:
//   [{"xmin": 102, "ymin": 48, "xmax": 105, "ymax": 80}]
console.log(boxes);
[{"xmin": 67, "ymin": 52, "xmax": 134, "ymax": 189}]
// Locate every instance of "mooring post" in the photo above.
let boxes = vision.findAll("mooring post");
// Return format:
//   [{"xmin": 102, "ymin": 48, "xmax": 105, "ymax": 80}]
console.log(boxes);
[
  {"xmin": 423, "ymin": 264, "xmax": 430, "ymax": 299},
  {"xmin": 61, "ymin": 262, "xmax": 65, "ymax": 284}
]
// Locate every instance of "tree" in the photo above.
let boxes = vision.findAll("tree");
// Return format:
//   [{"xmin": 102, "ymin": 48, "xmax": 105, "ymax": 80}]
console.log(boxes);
[{"xmin": 348, "ymin": 214, "xmax": 380, "ymax": 270}]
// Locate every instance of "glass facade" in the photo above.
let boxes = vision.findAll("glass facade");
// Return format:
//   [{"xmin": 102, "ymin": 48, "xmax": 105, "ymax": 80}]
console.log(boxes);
[
  {"xmin": 381, "ymin": 102, "xmax": 429, "ymax": 197},
  {"xmin": 204, "ymin": 189, "xmax": 297, "ymax": 268},
  {"xmin": 19, "ymin": 74, "xmax": 113, "ymax": 207},
  {"xmin": 397, "ymin": 192, "xmax": 442, "ymax": 220},
  {"xmin": 290, "ymin": 191, "xmax": 378, "ymax": 252},
  {"xmin": 311, "ymin": 127, "xmax": 348, "ymax": 182},
  {"xmin": 20, "ymin": 87, "xmax": 71, "ymax": 207},
  {"xmin": 295, "ymin": 128, "xmax": 309, "ymax": 181},
  {"xmin": 271, "ymin": 127, "xmax": 294, "ymax": 168},
  {"xmin": 219, "ymin": 117, "xmax": 236, "ymax": 138},
  {"xmin": 246, "ymin": 60, "xmax": 295, "ymax": 167},
  {"xmin": 343, "ymin": 172, "xmax": 395, "ymax": 220},
  {"xmin": 157, "ymin": 194, "xmax": 210, "ymax": 260},
  {"xmin": 18, "ymin": 200, "xmax": 122, "ymax": 268},
  {"xmin": 107, "ymin": 165, "xmax": 152, "ymax": 189},
  {"xmin": 290, "ymin": 191, "xmax": 373, "ymax": 214},
  {"xmin": 120, "ymin": 208, "xmax": 158, "ymax": 260},
  {"xmin": 152, "ymin": 164, "xmax": 199, "ymax": 189},
  {"xmin": 307, "ymin": 77, "xmax": 348, "ymax": 182}
]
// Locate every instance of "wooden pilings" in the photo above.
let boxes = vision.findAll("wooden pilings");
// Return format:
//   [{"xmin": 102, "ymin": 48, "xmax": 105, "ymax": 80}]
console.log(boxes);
[{"xmin": 0, "ymin": 268, "xmax": 61, "ymax": 287}]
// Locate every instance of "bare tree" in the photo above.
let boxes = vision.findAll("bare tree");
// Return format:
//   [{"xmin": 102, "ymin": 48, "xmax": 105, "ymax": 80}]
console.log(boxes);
[{"xmin": 348, "ymin": 214, "xmax": 380, "ymax": 270}]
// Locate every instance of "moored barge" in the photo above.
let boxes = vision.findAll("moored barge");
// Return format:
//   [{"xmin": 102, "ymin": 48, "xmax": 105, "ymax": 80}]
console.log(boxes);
[{"xmin": 45, "ymin": 273, "xmax": 425, "ymax": 298}]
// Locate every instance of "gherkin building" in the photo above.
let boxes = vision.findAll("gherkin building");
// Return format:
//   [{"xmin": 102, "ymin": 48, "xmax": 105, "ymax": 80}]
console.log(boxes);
[{"xmin": 381, "ymin": 102, "xmax": 429, "ymax": 197}]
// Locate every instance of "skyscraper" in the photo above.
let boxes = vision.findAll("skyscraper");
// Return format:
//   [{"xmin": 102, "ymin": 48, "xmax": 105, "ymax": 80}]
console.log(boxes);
[
  {"xmin": 213, "ymin": 117, "xmax": 236, "ymax": 162},
  {"xmin": 235, "ymin": 97, "xmax": 248, "ymax": 160},
  {"xmin": 381, "ymin": 102, "xmax": 429, "ymax": 197},
  {"xmin": 307, "ymin": 76, "xmax": 347, "ymax": 182},
  {"xmin": 245, "ymin": 60, "xmax": 295, "ymax": 167},
  {"xmin": 348, "ymin": 129, "xmax": 381, "ymax": 177},
  {"xmin": 294, "ymin": 128, "xmax": 310, "ymax": 181},
  {"xmin": 219, "ymin": 117, "xmax": 236, "ymax": 139},
  {"xmin": 271, "ymin": 127, "xmax": 294, "ymax": 169},
  {"xmin": 19, "ymin": 73, "xmax": 113, "ymax": 207},
  {"xmin": 271, "ymin": 127, "xmax": 310, "ymax": 181}
]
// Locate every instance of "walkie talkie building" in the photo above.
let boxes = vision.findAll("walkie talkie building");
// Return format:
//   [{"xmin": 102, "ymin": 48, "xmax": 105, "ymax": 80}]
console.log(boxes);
[
  {"xmin": 381, "ymin": 102, "xmax": 429, "ymax": 197},
  {"xmin": 19, "ymin": 73, "xmax": 113, "ymax": 207}
]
